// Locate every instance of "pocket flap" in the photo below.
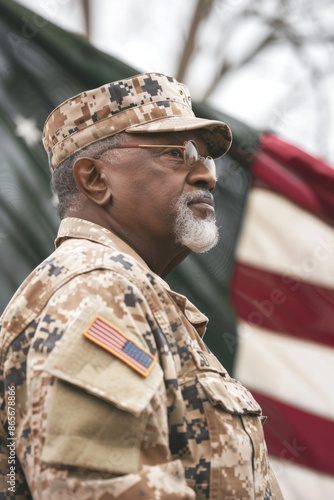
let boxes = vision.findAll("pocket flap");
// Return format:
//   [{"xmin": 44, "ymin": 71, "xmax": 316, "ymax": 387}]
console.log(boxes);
[
  {"xmin": 198, "ymin": 374, "xmax": 262, "ymax": 415},
  {"xmin": 43, "ymin": 303, "xmax": 163, "ymax": 417}
]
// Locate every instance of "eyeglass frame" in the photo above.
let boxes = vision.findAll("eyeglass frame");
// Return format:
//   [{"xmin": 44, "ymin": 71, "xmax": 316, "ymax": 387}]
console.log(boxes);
[{"xmin": 97, "ymin": 140, "xmax": 217, "ymax": 179}]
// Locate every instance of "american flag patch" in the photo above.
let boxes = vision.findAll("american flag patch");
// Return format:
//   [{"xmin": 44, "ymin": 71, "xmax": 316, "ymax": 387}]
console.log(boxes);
[{"xmin": 83, "ymin": 315, "xmax": 156, "ymax": 377}]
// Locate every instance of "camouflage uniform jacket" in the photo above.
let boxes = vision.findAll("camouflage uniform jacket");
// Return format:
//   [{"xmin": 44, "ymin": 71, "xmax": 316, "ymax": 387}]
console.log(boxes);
[{"xmin": 0, "ymin": 218, "xmax": 283, "ymax": 500}]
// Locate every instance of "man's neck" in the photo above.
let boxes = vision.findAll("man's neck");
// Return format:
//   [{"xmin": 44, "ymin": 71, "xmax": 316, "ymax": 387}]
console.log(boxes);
[{"xmin": 69, "ymin": 209, "xmax": 190, "ymax": 278}]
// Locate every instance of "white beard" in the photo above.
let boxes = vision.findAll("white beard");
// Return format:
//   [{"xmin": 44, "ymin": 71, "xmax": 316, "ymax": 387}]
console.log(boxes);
[{"xmin": 173, "ymin": 191, "xmax": 219, "ymax": 253}]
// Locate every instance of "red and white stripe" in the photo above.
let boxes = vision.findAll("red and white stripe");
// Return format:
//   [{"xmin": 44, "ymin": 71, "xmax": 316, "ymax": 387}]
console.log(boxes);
[{"xmin": 231, "ymin": 135, "xmax": 334, "ymax": 499}]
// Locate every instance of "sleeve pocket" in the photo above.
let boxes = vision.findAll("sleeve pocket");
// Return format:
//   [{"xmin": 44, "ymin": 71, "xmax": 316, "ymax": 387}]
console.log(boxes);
[
  {"xmin": 41, "ymin": 304, "xmax": 163, "ymax": 474},
  {"xmin": 41, "ymin": 377, "xmax": 146, "ymax": 474}
]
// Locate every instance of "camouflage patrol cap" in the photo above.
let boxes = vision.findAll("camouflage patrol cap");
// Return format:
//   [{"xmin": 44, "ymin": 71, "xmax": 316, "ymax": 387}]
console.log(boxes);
[{"xmin": 43, "ymin": 72, "xmax": 232, "ymax": 172}]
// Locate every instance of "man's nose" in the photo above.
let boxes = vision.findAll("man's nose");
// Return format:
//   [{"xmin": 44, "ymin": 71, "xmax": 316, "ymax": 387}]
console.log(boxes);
[{"xmin": 186, "ymin": 159, "xmax": 217, "ymax": 192}]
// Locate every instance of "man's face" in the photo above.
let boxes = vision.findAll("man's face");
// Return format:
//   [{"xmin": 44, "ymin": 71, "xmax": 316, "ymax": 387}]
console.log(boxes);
[{"xmin": 100, "ymin": 130, "xmax": 219, "ymax": 253}]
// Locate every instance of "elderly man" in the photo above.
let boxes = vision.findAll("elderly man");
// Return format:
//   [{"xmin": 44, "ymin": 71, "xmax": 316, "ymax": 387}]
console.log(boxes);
[{"xmin": 0, "ymin": 73, "xmax": 283, "ymax": 499}]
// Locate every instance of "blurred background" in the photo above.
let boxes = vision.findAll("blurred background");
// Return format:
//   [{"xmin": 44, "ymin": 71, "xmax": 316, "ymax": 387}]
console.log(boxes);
[
  {"xmin": 1, "ymin": 0, "xmax": 334, "ymax": 498},
  {"xmin": 14, "ymin": 0, "xmax": 334, "ymax": 164}
]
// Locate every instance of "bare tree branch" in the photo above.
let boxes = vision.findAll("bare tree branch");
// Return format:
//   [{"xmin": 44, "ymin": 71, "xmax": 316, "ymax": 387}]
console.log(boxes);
[
  {"xmin": 82, "ymin": 0, "xmax": 91, "ymax": 40},
  {"xmin": 176, "ymin": 0, "xmax": 215, "ymax": 83},
  {"xmin": 201, "ymin": 30, "xmax": 276, "ymax": 102}
]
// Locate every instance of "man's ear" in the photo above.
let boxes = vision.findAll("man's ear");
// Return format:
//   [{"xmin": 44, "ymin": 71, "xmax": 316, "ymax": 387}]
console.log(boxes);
[{"xmin": 73, "ymin": 157, "xmax": 111, "ymax": 206}]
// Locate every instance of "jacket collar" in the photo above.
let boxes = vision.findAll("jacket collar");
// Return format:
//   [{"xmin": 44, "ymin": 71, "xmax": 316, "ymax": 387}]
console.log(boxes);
[{"xmin": 56, "ymin": 218, "xmax": 208, "ymax": 334}]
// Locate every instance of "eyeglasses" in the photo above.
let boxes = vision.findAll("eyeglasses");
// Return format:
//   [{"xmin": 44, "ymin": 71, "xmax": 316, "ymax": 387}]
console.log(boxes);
[{"xmin": 106, "ymin": 140, "xmax": 217, "ymax": 178}]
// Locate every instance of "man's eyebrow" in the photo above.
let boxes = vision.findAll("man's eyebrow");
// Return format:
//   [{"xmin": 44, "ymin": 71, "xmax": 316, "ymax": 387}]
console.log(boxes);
[{"xmin": 170, "ymin": 133, "xmax": 185, "ymax": 145}]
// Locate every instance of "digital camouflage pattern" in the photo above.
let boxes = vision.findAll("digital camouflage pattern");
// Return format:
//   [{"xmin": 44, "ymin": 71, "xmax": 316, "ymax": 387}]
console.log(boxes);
[
  {"xmin": 0, "ymin": 218, "xmax": 283, "ymax": 499},
  {"xmin": 42, "ymin": 72, "xmax": 232, "ymax": 172}
]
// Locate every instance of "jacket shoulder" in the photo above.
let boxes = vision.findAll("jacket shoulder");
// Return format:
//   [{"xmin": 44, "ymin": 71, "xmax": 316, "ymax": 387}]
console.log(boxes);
[{"xmin": 0, "ymin": 238, "xmax": 148, "ymax": 362}]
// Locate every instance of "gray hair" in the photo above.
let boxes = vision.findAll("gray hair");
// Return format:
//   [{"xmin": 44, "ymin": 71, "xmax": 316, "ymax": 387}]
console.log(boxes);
[{"xmin": 50, "ymin": 134, "xmax": 127, "ymax": 219}]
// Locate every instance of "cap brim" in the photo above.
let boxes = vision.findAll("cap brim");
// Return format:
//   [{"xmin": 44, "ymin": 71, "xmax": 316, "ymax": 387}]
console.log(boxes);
[{"xmin": 125, "ymin": 116, "xmax": 232, "ymax": 158}]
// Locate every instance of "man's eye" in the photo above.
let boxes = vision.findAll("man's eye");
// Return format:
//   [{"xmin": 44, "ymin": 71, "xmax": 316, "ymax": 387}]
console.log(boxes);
[{"xmin": 166, "ymin": 148, "xmax": 183, "ymax": 159}]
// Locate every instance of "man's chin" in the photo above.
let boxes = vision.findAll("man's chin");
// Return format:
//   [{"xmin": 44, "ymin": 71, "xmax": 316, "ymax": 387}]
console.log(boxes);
[
  {"xmin": 183, "ymin": 231, "xmax": 219, "ymax": 253},
  {"xmin": 172, "ymin": 192, "xmax": 219, "ymax": 253},
  {"xmin": 175, "ymin": 215, "xmax": 219, "ymax": 253}
]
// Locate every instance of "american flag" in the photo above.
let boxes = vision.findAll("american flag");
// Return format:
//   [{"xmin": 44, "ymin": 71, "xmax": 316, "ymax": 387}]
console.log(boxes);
[
  {"xmin": 231, "ymin": 134, "xmax": 334, "ymax": 499},
  {"xmin": 83, "ymin": 316, "xmax": 156, "ymax": 377}
]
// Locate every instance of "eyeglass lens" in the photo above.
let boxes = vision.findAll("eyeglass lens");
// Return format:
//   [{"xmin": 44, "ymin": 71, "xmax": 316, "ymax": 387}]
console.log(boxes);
[
  {"xmin": 185, "ymin": 141, "xmax": 198, "ymax": 166},
  {"xmin": 185, "ymin": 141, "xmax": 216, "ymax": 176}
]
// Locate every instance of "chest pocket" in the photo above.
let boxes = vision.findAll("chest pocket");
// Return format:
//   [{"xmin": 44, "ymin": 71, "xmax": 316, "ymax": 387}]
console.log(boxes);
[
  {"xmin": 198, "ymin": 373, "xmax": 262, "ymax": 415},
  {"xmin": 196, "ymin": 374, "xmax": 275, "ymax": 499}
]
